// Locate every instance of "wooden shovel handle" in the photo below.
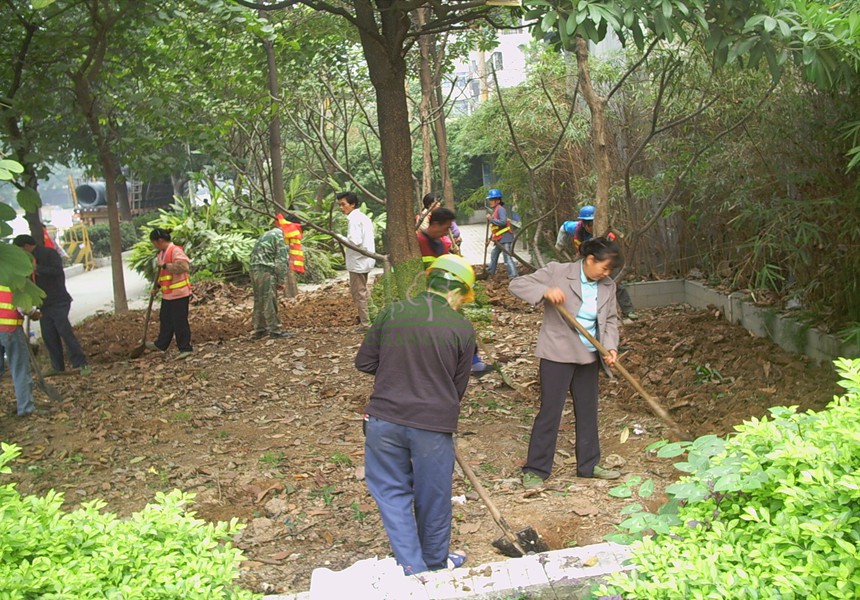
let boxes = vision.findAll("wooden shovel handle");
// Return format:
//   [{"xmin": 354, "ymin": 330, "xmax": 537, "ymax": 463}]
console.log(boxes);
[
  {"xmin": 453, "ymin": 441, "xmax": 526, "ymax": 557},
  {"xmin": 552, "ymin": 303, "xmax": 691, "ymax": 441}
]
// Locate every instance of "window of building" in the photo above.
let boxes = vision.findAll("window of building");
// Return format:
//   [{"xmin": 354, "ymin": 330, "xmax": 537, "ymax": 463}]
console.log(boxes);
[{"xmin": 491, "ymin": 52, "xmax": 503, "ymax": 71}]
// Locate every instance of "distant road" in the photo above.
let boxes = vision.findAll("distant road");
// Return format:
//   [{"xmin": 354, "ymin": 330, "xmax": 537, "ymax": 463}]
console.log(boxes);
[{"xmin": 66, "ymin": 258, "xmax": 150, "ymax": 326}]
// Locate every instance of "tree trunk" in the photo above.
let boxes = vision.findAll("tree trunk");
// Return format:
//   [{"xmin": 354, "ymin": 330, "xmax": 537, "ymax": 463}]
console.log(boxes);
[
  {"xmin": 72, "ymin": 74, "xmax": 128, "ymax": 313},
  {"xmin": 115, "ymin": 169, "xmax": 132, "ymax": 220},
  {"xmin": 262, "ymin": 23, "xmax": 298, "ymax": 298},
  {"xmin": 431, "ymin": 83, "xmax": 455, "ymax": 209},
  {"xmin": 356, "ymin": 5, "xmax": 422, "ymax": 295},
  {"xmin": 417, "ymin": 8, "xmax": 434, "ymax": 197},
  {"xmin": 575, "ymin": 37, "xmax": 611, "ymax": 235}
]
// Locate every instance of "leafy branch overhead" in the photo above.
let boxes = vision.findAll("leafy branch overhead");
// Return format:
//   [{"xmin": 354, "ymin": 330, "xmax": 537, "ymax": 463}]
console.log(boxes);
[
  {"xmin": 0, "ymin": 160, "xmax": 44, "ymax": 309},
  {"xmin": 525, "ymin": 0, "xmax": 858, "ymax": 88}
]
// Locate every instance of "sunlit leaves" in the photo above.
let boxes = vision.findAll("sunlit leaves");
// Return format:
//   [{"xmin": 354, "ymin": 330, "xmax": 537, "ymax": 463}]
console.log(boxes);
[{"xmin": 599, "ymin": 358, "xmax": 860, "ymax": 597}]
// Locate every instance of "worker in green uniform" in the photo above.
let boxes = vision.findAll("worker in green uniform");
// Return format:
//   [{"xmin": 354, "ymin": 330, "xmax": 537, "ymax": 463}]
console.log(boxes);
[{"xmin": 250, "ymin": 223, "xmax": 292, "ymax": 339}]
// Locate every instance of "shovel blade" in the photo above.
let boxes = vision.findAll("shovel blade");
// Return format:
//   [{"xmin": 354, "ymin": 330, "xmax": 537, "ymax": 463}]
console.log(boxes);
[
  {"xmin": 492, "ymin": 527, "xmax": 549, "ymax": 557},
  {"xmin": 129, "ymin": 344, "xmax": 146, "ymax": 359}
]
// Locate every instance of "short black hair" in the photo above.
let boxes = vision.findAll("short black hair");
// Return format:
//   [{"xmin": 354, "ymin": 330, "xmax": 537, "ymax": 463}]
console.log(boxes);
[
  {"xmin": 428, "ymin": 207, "xmax": 456, "ymax": 225},
  {"xmin": 422, "ymin": 193, "xmax": 439, "ymax": 210},
  {"xmin": 13, "ymin": 234, "xmax": 36, "ymax": 247},
  {"xmin": 336, "ymin": 191, "xmax": 358, "ymax": 207},
  {"xmin": 580, "ymin": 237, "xmax": 622, "ymax": 269},
  {"xmin": 149, "ymin": 228, "xmax": 172, "ymax": 242}
]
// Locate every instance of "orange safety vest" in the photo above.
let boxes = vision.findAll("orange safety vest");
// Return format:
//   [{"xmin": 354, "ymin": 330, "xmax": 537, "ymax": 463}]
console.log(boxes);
[
  {"xmin": 158, "ymin": 244, "xmax": 191, "ymax": 294},
  {"xmin": 0, "ymin": 286, "xmax": 23, "ymax": 327},
  {"xmin": 42, "ymin": 226, "xmax": 56, "ymax": 250},
  {"xmin": 490, "ymin": 206, "xmax": 511, "ymax": 241},
  {"xmin": 276, "ymin": 213, "xmax": 305, "ymax": 274}
]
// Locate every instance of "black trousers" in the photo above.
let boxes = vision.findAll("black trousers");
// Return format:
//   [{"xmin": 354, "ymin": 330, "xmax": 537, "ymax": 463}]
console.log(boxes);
[
  {"xmin": 40, "ymin": 301, "xmax": 88, "ymax": 371},
  {"xmin": 524, "ymin": 357, "xmax": 600, "ymax": 479},
  {"xmin": 155, "ymin": 296, "xmax": 192, "ymax": 352}
]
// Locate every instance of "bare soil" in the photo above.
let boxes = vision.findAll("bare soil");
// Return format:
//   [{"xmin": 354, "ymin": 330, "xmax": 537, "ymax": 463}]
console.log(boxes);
[{"xmin": 0, "ymin": 278, "xmax": 840, "ymax": 595}]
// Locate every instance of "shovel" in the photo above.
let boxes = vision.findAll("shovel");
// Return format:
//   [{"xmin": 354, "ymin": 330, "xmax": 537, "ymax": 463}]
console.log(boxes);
[
  {"xmin": 454, "ymin": 441, "xmax": 548, "ymax": 558},
  {"xmin": 476, "ymin": 218, "xmax": 491, "ymax": 281},
  {"xmin": 552, "ymin": 303, "xmax": 691, "ymax": 440},
  {"xmin": 475, "ymin": 336, "xmax": 515, "ymax": 389},
  {"xmin": 129, "ymin": 280, "xmax": 158, "ymax": 359},
  {"xmin": 22, "ymin": 320, "xmax": 63, "ymax": 403}
]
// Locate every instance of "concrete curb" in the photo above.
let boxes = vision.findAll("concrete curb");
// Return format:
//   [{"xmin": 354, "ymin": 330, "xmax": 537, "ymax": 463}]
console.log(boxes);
[
  {"xmin": 626, "ymin": 279, "xmax": 859, "ymax": 363},
  {"xmin": 264, "ymin": 542, "xmax": 631, "ymax": 600}
]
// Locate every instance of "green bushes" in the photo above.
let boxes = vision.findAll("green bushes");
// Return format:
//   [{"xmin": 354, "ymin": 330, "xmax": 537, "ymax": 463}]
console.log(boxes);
[
  {"xmin": 597, "ymin": 357, "xmax": 860, "ymax": 599},
  {"xmin": 86, "ymin": 222, "xmax": 138, "ymax": 257},
  {"xmin": 0, "ymin": 443, "xmax": 258, "ymax": 598}
]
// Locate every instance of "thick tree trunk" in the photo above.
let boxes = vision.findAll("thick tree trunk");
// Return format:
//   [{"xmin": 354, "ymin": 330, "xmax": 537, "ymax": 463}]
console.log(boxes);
[
  {"xmin": 356, "ymin": 5, "xmax": 421, "ymax": 295},
  {"xmin": 262, "ymin": 27, "xmax": 298, "ymax": 298},
  {"xmin": 575, "ymin": 37, "xmax": 611, "ymax": 235}
]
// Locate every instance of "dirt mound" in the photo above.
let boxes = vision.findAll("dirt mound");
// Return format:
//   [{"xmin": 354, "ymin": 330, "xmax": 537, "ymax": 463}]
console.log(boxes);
[{"xmin": 0, "ymin": 278, "xmax": 841, "ymax": 595}]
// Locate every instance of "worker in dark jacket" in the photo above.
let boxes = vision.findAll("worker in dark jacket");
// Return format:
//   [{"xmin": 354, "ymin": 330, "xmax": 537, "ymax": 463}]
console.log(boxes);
[
  {"xmin": 355, "ymin": 254, "xmax": 476, "ymax": 575},
  {"xmin": 13, "ymin": 234, "xmax": 90, "ymax": 376}
]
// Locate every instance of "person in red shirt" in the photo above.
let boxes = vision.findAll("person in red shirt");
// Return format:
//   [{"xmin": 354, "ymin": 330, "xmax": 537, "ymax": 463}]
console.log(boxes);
[
  {"xmin": 416, "ymin": 208, "xmax": 455, "ymax": 264},
  {"xmin": 146, "ymin": 228, "xmax": 193, "ymax": 359}
]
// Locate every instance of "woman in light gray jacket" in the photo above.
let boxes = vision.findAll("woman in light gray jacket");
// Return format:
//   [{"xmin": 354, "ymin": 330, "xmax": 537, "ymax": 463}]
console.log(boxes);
[{"xmin": 509, "ymin": 237, "xmax": 622, "ymax": 488}]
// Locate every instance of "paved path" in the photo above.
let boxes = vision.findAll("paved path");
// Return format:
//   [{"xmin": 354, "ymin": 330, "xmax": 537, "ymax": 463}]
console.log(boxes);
[
  {"xmin": 457, "ymin": 222, "xmax": 530, "ymax": 271},
  {"xmin": 66, "ymin": 258, "xmax": 150, "ymax": 326}
]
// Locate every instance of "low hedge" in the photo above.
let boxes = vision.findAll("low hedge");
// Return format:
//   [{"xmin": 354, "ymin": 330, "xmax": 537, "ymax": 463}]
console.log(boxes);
[
  {"xmin": 596, "ymin": 357, "xmax": 860, "ymax": 599},
  {"xmin": 0, "ymin": 443, "xmax": 258, "ymax": 599}
]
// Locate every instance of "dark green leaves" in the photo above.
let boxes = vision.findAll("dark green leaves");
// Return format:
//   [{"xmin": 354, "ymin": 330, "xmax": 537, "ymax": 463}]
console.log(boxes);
[{"xmin": 16, "ymin": 187, "xmax": 41, "ymax": 213}]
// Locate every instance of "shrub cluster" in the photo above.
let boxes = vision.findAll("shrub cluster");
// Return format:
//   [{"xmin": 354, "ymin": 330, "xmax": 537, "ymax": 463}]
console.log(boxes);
[
  {"xmin": 86, "ymin": 222, "xmax": 138, "ymax": 257},
  {"xmin": 597, "ymin": 357, "xmax": 860, "ymax": 599},
  {"xmin": 0, "ymin": 443, "xmax": 258, "ymax": 599}
]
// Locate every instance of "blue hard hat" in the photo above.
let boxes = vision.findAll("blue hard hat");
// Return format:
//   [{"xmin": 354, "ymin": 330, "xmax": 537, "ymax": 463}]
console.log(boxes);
[
  {"xmin": 578, "ymin": 205, "xmax": 595, "ymax": 220},
  {"xmin": 486, "ymin": 188, "xmax": 503, "ymax": 200},
  {"xmin": 563, "ymin": 221, "xmax": 579, "ymax": 235}
]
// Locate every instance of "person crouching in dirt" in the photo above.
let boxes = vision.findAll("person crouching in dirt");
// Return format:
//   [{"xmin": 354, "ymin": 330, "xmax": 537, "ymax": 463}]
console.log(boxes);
[
  {"xmin": 146, "ymin": 228, "xmax": 193, "ymax": 360},
  {"xmin": 556, "ymin": 205, "xmax": 638, "ymax": 320},
  {"xmin": 355, "ymin": 254, "xmax": 476, "ymax": 575},
  {"xmin": 510, "ymin": 237, "xmax": 622, "ymax": 490}
]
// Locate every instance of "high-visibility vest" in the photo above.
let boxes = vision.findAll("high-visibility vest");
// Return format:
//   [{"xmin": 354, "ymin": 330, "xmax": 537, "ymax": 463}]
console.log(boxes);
[
  {"xmin": 158, "ymin": 244, "xmax": 191, "ymax": 294},
  {"xmin": 490, "ymin": 206, "xmax": 511, "ymax": 241},
  {"xmin": 0, "ymin": 286, "xmax": 23, "ymax": 327},
  {"xmin": 417, "ymin": 230, "xmax": 452, "ymax": 264},
  {"xmin": 276, "ymin": 213, "xmax": 305, "ymax": 274}
]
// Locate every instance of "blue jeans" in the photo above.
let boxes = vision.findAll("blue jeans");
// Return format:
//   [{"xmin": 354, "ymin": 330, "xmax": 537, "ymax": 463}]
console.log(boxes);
[
  {"xmin": 364, "ymin": 416, "xmax": 454, "ymax": 575},
  {"xmin": 488, "ymin": 242, "xmax": 517, "ymax": 278},
  {"xmin": 40, "ymin": 302, "xmax": 87, "ymax": 371},
  {"xmin": 0, "ymin": 329, "xmax": 35, "ymax": 416}
]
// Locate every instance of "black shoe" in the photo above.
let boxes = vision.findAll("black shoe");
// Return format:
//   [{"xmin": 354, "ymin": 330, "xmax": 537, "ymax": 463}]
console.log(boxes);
[
  {"xmin": 251, "ymin": 331, "xmax": 267, "ymax": 340},
  {"xmin": 269, "ymin": 331, "xmax": 293, "ymax": 338}
]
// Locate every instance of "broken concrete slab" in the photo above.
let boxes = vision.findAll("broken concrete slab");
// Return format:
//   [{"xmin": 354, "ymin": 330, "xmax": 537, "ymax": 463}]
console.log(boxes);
[{"xmin": 264, "ymin": 542, "xmax": 632, "ymax": 600}]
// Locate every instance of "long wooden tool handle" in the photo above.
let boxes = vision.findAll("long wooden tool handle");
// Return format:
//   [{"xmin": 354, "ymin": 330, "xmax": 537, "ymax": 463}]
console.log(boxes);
[
  {"xmin": 481, "ymin": 218, "xmax": 491, "ymax": 266},
  {"xmin": 453, "ymin": 441, "xmax": 526, "ymax": 556},
  {"xmin": 140, "ymin": 292, "xmax": 156, "ymax": 343},
  {"xmin": 553, "ymin": 303, "xmax": 691, "ymax": 440}
]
